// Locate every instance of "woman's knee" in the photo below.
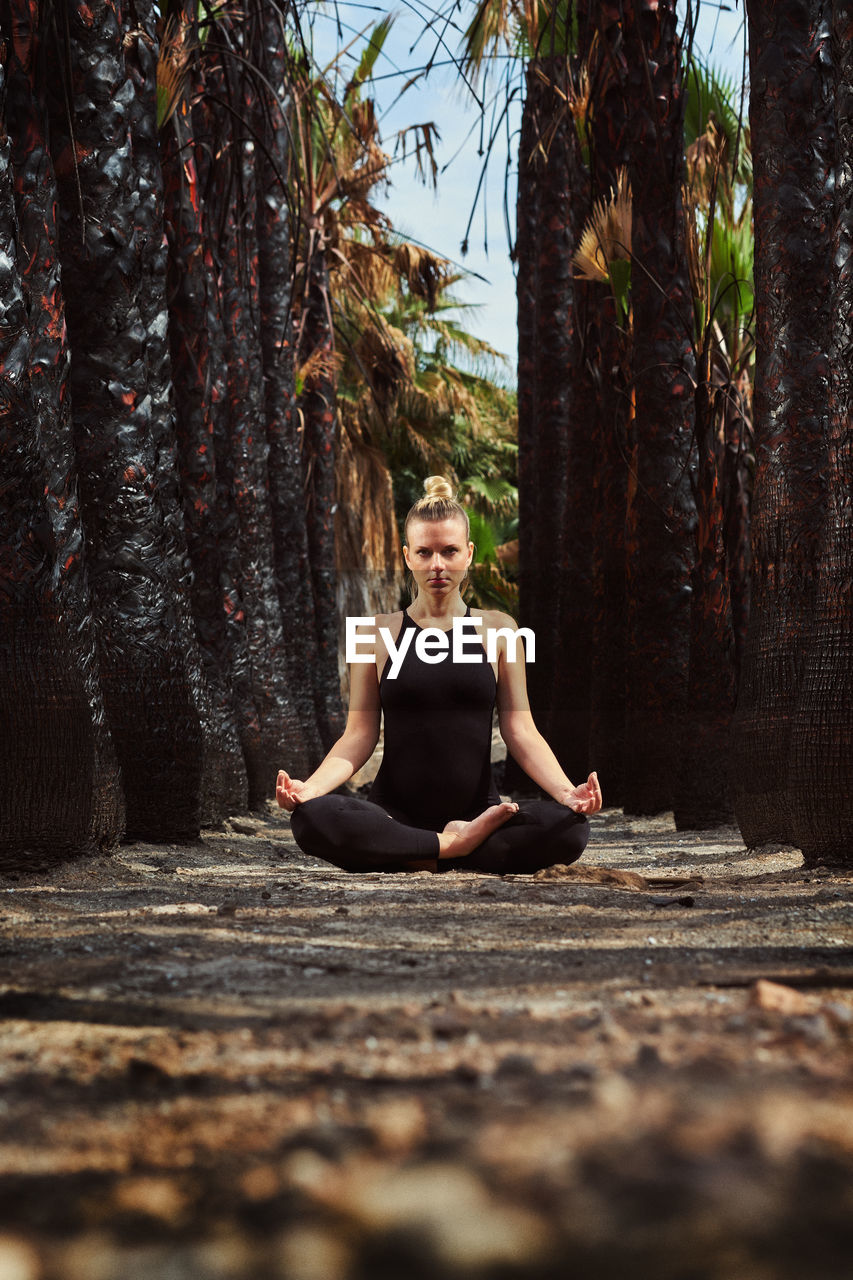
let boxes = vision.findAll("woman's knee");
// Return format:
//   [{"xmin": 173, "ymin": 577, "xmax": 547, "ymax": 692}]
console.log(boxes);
[
  {"xmin": 290, "ymin": 796, "xmax": 344, "ymax": 853},
  {"xmin": 521, "ymin": 801, "xmax": 589, "ymax": 865},
  {"xmin": 548, "ymin": 811, "xmax": 589, "ymax": 863}
]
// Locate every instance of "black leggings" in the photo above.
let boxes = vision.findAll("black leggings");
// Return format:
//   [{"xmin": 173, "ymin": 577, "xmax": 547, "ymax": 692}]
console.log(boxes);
[{"xmin": 289, "ymin": 794, "xmax": 589, "ymax": 875}]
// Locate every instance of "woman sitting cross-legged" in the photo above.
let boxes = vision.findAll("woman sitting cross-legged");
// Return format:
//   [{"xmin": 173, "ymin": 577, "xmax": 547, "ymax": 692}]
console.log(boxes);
[{"xmin": 277, "ymin": 475, "xmax": 602, "ymax": 874}]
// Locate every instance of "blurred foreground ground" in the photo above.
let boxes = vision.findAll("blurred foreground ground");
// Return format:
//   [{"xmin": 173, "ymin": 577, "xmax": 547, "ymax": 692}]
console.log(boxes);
[{"xmin": 0, "ymin": 805, "xmax": 851, "ymax": 1279}]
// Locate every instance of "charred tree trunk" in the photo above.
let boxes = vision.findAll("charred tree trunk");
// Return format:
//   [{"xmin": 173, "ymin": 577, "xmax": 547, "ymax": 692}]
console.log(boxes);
[
  {"xmin": 505, "ymin": 62, "xmax": 543, "ymax": 798},
  {"xmin": 583, "ymin": 0, "xmax": 632, "ymax": 806},
  {"xmin": 162, "ymin": 114, "xmax": 249, "ymax": 816},
  {"xmin": 0, "ymin": 18, "xmax": 124, "ymax": 863},
  {"xmin": 540, "ymin": 58, "xmax": 593, "ymax": 787},
  {"xmin": 721, "ymin": 372, "xmax": 753, "ymax": 678},
  {"xmin": 586, "ymin": 308, "xmax": 630, "ymax": 807},
  {"xmin": 253, "ymin": 11, "xmax": 324, "ymax": 775},
  {"xmin": 622, "ymin": 0, "xmax": 697, "ymax": 816},
  {"xmin": 673, "ymin": 372, "xmax": 737, "ymax": 828},
  {"xmin": 731, "ymin": 0, "xmax": 832, "ymax": 846},
  {"xmin": 189, "ymin": 90, "xmax": 269, "ymax": 806},
  {"xmin": 200, "ymin": 49, "xmax": 311, "ymax": 803},
  {"xmin": 788, "ymin": 2, "xmax": 853, "ymax": 867},
  {"xmin": 47, "ymin": 0, "xmax": 204, "ymax": 840},
  {"xmin": 298, "ymin": 226, "xmax": 345, "ymax": 750},
  {"xmin": 124, "ymin": 0, "xmax": 236, "ymax": 825},
  {"xmin": 511, "ymin": 53, "xmax": 592, "ymax": 791}
]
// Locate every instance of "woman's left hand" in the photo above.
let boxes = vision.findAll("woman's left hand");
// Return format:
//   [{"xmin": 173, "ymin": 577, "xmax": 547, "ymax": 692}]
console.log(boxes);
[{"xmin": 560, "ymin": 771, "xmax": 602, "ymax": 814}]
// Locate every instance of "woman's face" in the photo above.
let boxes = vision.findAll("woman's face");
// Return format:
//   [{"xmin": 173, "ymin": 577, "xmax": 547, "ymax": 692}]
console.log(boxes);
[{"xmin": 404, "ymin": 516, "xmax": 473, "ymax": 601}]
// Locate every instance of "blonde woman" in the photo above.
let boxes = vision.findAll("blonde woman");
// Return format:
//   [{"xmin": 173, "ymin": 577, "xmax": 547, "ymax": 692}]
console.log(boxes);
[{"xmin": 277, "ymin": 476, "xmax": 602, "ymax": 873}]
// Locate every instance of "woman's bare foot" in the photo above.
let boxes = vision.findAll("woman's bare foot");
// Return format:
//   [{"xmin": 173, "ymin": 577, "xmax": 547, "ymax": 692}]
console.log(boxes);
[{"xmin": 437, "ymin": 801, "xmax": 519, "ymax": 859}]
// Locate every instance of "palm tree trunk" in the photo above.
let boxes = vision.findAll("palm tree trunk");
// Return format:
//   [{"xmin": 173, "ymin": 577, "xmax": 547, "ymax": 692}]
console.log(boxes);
[
  {"xmin": 584, "ymin": 1, "xmax": 632, "ymax": 805},
  {"xmin": 513, "ymin": 54, "xmax": 592, "ymax": 790},
  {"xmin": 124, "ymin": 0, "xmax": 237, "ymax": 825},
  {"xmin": 673, "ymin": 373, "xmax": 736, "ymax": 828},
  {"xmin": 731, "ymin": 0, "xmax": 833, "ymax": 846},
  {"xmin": 788, "ymin": 1, "xmax": 853, "ymax": 867},
  {"xmin": 0, "ymin": 16, "xmax": 124, "ymax": 863},
  {"xmin": 539, "ymin": 56, "xmax": 593, "ymax": 786},
  {"xmin": 587, "ymin": 310, "xmax": 630, "ymax": 807},
  {"xmin": 189, "ymin": 89, "xmax": 269, "ymax": 804},
  {"xmin": 299, "ymin": 226, "xmax": 345, "ymax": 749},
  {"xmin": 162, "ymin": 113, "xmax": 249, "ymax": 816},
  {"xmin": 253, "ymin": 9, "xmax": 325, "ymax": 776},
  {"xmin": 721, "ymin": 372, "xmax": 753, "ymax": 678},
  {"xmin": 47, "ymin": 0, "xmax": 204, "ymax": 841},
  {"xmin": 204, "ymin": 50, "xmax": 312, "ymax": 803},
  {"xmin": 205, "ymin": 241, "xmax": 268, "ymax": 798},
  {"xmin": 622, "ymin": 0, "xmax": 697, "ymax": 816},
  {"xmin": 505, "ymin": 60, "xmax": 542, "ymax": 797}
]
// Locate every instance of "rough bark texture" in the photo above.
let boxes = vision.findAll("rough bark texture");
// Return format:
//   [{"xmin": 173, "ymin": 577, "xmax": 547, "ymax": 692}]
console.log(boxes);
[
  {"xmin": 673, "ymin": 373, "xmax": 737, "ymax": 829},
  {"xmin": 541, "ymin": 60, "xmax": 593, "ymax": 787},
  {"xmin": 124, "ymin": 0, "xmax": 234, "ymax": 826},
  {"xmin": 0, "ymin": 16, "xmax": 124, "ymax": 863},
  {"xmin": 253, "ymin": 10, "xmax": 324, "ymax": 776},
  {"xmin": 583, "ymin": 1, "xmax": 631, "ymax": 805},
  {"xmin": 788, "ymin": 1, "xmax": 853, "ymax": 866},
  {"xmin": 512, "ymin": 54, "xmax": 592, "ymax": 791},
  {"xmin": 48, "ymin": 0, "xmax": 203, "ymax": 841},
  {"xmin": 299, "ymin": 229, "xmax": 345, "ymax": 750},
  {"xmin": 622, "ymin": 0, "xmax": 697, "ymax": 816},
  {"xmin": 189, "ymin": 89, "xmax": 267, "ymax": 806},
  {"xmin": 505, "ymin": 62, "xmax": 542, "ymax": 798},
  {"xmin": 721, "ymin": 372, "xmax": 753, "ymax": 678},
  {"xmin": 163, "ymin": 113, "xmax": 249, "ymax": 817},
  {"xmin": 731, "ymin": 0, "xmax": 833, "ymax": 846},
  {"xmin": 586, "ymin": 307, "xmax": 630, "ymax": 807},
  {"xmin": 203, "ymin": 49, "xmax": 310, "ymax": 804}
]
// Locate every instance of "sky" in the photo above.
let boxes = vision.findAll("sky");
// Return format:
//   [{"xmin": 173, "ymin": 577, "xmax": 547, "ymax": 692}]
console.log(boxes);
[{"xmin": 308, "ymin": 1, "xmax": 748, "ymax": 378}]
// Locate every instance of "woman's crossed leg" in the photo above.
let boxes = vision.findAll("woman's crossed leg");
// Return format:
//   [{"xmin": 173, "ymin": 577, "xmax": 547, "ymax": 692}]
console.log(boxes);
[{"xmin": 289, "ymin": 793, "xmax": 588, "ymax": 875}]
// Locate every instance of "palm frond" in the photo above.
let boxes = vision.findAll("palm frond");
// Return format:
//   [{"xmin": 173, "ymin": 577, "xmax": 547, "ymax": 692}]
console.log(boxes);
[
  {"xmin": 156, "ymin": 13, "xmax": 193, "ymax": 129},
  {"xmin": 573, "ymin": 167, "xmax": 632, "ymax": 282},
  {"xmin": 392, "ymin": 240, "xmax": 453, "ymax": 309},
  {"xmin": 347, "ymin": 13, "xmax": 395, "ymax": 96}
]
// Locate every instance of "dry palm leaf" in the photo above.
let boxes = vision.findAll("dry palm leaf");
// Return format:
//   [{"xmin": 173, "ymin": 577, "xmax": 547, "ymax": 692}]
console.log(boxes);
[
  {"xmin": 156, "ymin": 13, "xmax": 192, "ymax": 129},
  {"xmin": 392, "ymin": 242, "xmax": 453, "ymax": 310},
  {"xmin": 574, "ymin": 167, "xmax": 632, "ymax": 283},
  {"xmin": 683, "ymin": 186, "xmax": 703, "ymax": 309},
  {"xmin": 297, "ymin": 345, "xmax": 343, "ymax": 393},
  {"xmin": 686, "ymin": 118, "xmax": 726, "ymax": 209}
]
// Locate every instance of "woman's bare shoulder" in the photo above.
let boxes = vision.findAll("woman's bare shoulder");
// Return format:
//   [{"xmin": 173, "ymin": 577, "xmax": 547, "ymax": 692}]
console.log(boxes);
[
  {"xmin": 372, "ymin": 609, "xmax": 405, "ymax": 637},
  {"xmin": 469, "ymin": 606, "xmax": 518, "ymax": 630},
  {"xmin": 372, "ymin": 610, "xmax": 406, "ymax": 658}
]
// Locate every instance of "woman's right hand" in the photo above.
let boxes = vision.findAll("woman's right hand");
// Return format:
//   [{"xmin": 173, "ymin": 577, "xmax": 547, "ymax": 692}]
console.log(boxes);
[{"xmin": 276, "ymin": 771, "xmax": 317, "ymax": 811}]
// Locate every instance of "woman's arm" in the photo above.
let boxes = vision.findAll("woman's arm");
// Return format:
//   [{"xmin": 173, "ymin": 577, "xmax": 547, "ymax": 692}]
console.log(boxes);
[
  {"xmin": 492, "ymin": 612, "xmax": 602, "ymax": 814},
  {"xmin": 277, "ymin": 655, "xmax": 381, "ymax": 810}
]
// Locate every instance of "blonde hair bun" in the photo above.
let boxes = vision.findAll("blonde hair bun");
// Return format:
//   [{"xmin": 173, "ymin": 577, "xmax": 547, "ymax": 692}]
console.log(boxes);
[{"xmin": 423, "ymin": 475, "xmax": 455, "ymax": 501}]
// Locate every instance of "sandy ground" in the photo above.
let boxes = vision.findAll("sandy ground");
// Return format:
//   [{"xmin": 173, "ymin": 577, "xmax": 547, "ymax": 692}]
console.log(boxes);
[{"xmin": 0, "ymin": 797, "xmax": 852, "ymax": 1279}]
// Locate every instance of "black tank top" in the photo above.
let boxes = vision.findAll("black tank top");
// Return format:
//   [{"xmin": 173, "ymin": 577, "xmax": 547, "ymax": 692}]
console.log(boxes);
[{"xmin": 367, "ymin": 605, "xmax": 501, "ymax": 830}]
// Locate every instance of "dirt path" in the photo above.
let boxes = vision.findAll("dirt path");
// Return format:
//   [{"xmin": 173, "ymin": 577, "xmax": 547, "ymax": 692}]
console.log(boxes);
[{"xmin": 1, "ymin": 806, "xmax": 852, "ymax": 1279}]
